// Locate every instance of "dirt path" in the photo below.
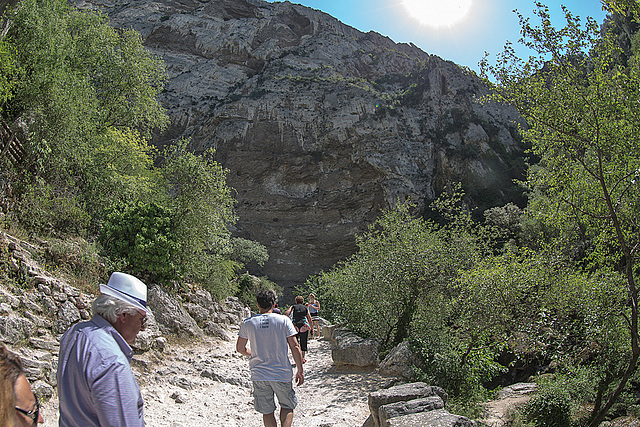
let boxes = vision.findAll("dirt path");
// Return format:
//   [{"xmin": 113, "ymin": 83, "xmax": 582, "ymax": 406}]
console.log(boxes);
[{"xmin": 41, "ymin": 330, "xmax": 388, "ymax": 426}]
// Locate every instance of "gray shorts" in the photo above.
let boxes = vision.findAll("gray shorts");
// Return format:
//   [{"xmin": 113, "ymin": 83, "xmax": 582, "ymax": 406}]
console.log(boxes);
[{"xmin": 252, "ymin": 380, "xmax": 297, "ymax": 414}]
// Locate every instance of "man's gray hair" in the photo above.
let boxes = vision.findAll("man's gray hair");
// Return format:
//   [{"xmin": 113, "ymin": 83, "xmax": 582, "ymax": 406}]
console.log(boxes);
[{"xmin": 92, "ymin": 294, "xmax": 141, "ymax": 323}]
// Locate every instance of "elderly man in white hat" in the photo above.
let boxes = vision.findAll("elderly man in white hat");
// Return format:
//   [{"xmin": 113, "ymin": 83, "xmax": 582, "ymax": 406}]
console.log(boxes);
[{"xmin": 57, "ymin": 272, "xmax": 149, "ymax": 427}]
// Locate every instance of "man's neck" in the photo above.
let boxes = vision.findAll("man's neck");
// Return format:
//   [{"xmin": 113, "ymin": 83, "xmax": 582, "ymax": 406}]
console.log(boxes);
[{"xmin": 258, "ymin": 308, "xmax": 273, "ymax": 314}]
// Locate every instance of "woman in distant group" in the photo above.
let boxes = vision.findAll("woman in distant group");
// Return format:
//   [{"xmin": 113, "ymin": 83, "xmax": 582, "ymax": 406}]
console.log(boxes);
[
  {"xmin": 285, "ymin": 295, "xmax": 313, "ymax": 363},
  {"xmin": 0, "ymin": 343, "xmax": 45, "ymax": 426},
  {"xmin": 308, "ymin": 293, "xmax": 321, "ymax": 339}
]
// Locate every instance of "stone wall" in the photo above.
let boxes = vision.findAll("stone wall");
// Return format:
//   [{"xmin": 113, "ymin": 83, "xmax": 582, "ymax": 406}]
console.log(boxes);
[{"xmin": 0, "ymin": 231, "xmax": 244, "ymax": 401}]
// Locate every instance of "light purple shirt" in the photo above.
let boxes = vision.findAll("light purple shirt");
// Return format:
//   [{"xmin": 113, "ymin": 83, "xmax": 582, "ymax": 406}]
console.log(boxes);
[{"xmin": 57, "ymin": 315, "xmax": 144, "ymax": 426}]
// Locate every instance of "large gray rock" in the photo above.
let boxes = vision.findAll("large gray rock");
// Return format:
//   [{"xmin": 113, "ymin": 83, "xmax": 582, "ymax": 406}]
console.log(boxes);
[
  {"xmin": 134, "ymin": 311, "xmax": 163, "ymax": 351},
  {"xmin": 0, "ymin": 316, "xmax": 36, "ymax": 343},
  {"xmin": 147, "ymin": 285, "xmax": 203, "ymax": 338},
  {"xmin": 75, "ymin": 0, "xmax": 527, "ymax": 299},
  {"xmin": 386, "ymin": 409, "xmax": 476, "ymax": 427},
  {"xmin": 323, "ymin": 324, "xmax": 347, "ymax": 343},
  {"xmin": 331, "ymin": 330, "xmax": 379, "ymax": 367},
  {"xmin": 379, "ymin": 341, "xmax": 422, "ymax": 380},
  {"xmin": 54, "ymin": 300, "xmax": 81, "ymax": 333},
  {"xmin": 379, "ymin": 396, "xmax": 445, "ymax": 426},
  {"xmin": 369, "ymin": 382, "xmax": 448, "ymax": 427}
]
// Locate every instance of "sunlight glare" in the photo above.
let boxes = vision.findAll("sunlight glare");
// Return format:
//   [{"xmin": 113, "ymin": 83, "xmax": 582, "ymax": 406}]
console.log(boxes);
[{"xmin": 401, "ymin": 0, "xmax": 472, "ymax": 29}]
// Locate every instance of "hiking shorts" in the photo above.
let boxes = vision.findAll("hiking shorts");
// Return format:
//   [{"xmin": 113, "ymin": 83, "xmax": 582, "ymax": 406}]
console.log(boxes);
[{"xmin": 252, "ymin": 380, "xmax": 297, "ymax": 414}]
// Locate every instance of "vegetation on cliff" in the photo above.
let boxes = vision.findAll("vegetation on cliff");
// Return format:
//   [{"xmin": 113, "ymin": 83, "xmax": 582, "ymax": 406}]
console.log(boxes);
[{"xmin": 0, "ymin": 0, "xmax": 266, "ymax": 297}]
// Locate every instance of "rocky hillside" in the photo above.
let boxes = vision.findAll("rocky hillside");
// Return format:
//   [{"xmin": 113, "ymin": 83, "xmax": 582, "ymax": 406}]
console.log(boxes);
[{"xmin": 76, "ymin": 0, "xmax": 526, "ymax": 294}]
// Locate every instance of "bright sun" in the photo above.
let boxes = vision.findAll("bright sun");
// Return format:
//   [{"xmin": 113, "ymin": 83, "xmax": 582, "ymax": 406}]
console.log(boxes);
[{"xmin": 401, "ymin": 0, "xmax": 472, "ymax": 29}]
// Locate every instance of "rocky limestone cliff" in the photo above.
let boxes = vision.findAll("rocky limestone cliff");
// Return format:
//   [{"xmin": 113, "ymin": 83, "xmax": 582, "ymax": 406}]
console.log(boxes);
[{"xmin": 76, "ymin": 0, "xmax": 527, "ymax": 296}]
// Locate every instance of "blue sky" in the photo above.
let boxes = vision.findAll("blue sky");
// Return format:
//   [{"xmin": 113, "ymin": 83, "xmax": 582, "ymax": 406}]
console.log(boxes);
[{"xmin": 263, "ymin": 1, "xmax": 608, "ymax": 72}]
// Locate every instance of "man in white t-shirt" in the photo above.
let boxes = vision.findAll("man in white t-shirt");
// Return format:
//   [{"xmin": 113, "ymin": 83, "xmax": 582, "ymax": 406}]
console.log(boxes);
[{"xmin": 236, "ymin": 289, "xmax": 304, "ymax": 427}]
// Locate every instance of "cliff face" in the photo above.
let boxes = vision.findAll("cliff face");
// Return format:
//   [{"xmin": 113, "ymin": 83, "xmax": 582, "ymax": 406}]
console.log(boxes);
[{"xmin": 77, "ymin": 0, "xmax": 526, "ymax": 294}]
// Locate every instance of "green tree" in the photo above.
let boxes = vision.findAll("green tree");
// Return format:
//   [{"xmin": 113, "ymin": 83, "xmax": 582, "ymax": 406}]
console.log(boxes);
[
  {"xmin": 481, "ymin": 3, "xmax": 640, "ymax": 424},
  {"xmin": 2, "ymin": 0, "xmax": 168, "ymax": 233},
  {"xmin": 316, "ymin": 201, "xmax": 479, "ymax": 350},
  {"xmin": 158, "ymin": 143, "xmax": 240, "ymax": 297},
  {"xmin": 99, "ymin": 201, "xmax": 179, "ymax": 283},
  {"xmin": 85, "ymin": 127, "xmax": 159, "ymax": 222}
]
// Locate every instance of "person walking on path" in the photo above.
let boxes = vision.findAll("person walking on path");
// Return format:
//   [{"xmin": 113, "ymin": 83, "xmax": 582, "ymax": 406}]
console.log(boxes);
[
  {"xmin": 285, "ymin": 295, "xmax": 313, "ymax": 363},
  {"xmin": 57, "ymin": 272, "xmax": 149, "ymax": 427},
  {"xmin": 308, "ymin": 293, "xmax": 321, "ymax": 339},
  {"xmin": 236, "ymin": 289, "xmax": 304, "ymax": 427}
]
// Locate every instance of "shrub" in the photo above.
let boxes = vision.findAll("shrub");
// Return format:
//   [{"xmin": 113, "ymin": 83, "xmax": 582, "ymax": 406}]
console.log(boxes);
[
  {"xmin": 99, "ymin": 201, "xmax": 178, "ymax": 283},
  {"xmin": 15, "ymin": 178, "xmax": 90, "ymax": 235},
  {"xmin": 522, "ymin": 389, "xmax": 572, "ymax": 427}
]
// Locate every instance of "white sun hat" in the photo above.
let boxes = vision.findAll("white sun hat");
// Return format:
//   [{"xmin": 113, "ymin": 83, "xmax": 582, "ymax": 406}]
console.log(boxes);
[{"xmin": 99, "ymin": 272, "xmax": 148, "ymax": 314}]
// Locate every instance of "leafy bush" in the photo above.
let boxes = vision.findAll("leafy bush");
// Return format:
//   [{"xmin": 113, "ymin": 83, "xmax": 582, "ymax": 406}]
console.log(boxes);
[
  {"xmin": 99, "ymin": 201, "xmax": 178, "ymax": 283},
  {"xmin": 315, "ymin": 201, "xmax": 479, "ymax": 350},
  {"xmin": 16, "ymin": 177, "xmax": 90, "ymax": 235},
  {"xmin": 522, "ymin": 389, "xmax": 572, "ymax": 427},
  {"xmin": 230, "ymin": 237, "xmax": 268, "ymax": 267},
  {"xmin": 410, "ymin": 335, "xmax": 505, "ymax": 403},
  {"xmin": 44, "ymin": 237, "xmax": 104, "ymax": 291},
  {"xmin": 158, "ymin": 143, "xmax": 239, "ymax": 294},
  {"xmin": 3, "ymin": 0, "xmax": 167, "ymax": 234},
  {"xmin": 236, "ymin": 273, "xmax": 282, "ymax": 307}
]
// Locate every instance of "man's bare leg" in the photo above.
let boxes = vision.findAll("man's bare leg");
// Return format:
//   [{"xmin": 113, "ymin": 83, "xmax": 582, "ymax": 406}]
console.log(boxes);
[
  {"xmin": 263, "ymin": 412, "xmax": 277, "ymax": 427},
  {"xmin": 280, "ymin": 408, "xmax": 294, "ymax": 427}
]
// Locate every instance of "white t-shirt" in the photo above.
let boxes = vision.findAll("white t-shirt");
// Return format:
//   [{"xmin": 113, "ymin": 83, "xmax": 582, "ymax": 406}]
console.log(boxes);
[{"xmin": 238, "ymin": 312, "xmax": 297, "ymax": 382}]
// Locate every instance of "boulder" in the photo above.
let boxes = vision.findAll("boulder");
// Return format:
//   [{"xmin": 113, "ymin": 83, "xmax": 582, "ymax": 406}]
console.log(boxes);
[
  {"xmin": 185, "ymin": 303, "xmax": 210, "ymax": 324},
  {"xmin": 378, "ymin": 341, "xmax": 422, "ymax": 379},
  {"xmin": 203, "ymin": 321, "xmax": 231, "ymax": 341},
  {"xmin": 331, "ymin": 330, "xmax": 379, "ymax": 367},
  {"xmin": 379, "ymin": 396, "xmax": 445, "ymax": 426},
  {"xmin": 368, "ymin": 382, "xmax": 448, "ymax": 427},
  {"xmin": 386, "ymin": 409, "xmax": 476, "ymax": 426},
  {"xmin": 54, "ymin": 300, "xmax": 81, "ymax": 333},
  {"xmin": 134, "ymin": 312, "xmax": 163, "ymax": 351},
  {"xmin": 0, "ymin": 316, "xmax": 36, "ymax": 343},
  {"xmin": 324, "ymin": 324, "xmax": 352, "ymax": 344},
  {"xmin": 147, "ymin": 285, "xmax": 203, "ymax": 338}
]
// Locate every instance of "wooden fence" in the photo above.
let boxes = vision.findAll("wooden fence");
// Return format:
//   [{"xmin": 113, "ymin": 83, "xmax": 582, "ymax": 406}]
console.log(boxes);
[{"xmin": 0, "ymin": 120, "xmax": 24, "ymax": 167}]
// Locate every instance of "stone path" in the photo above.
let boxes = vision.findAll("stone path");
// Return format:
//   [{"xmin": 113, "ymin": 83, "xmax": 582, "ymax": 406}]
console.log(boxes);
[{"xmin": 40, "ymin": 332, "xmax": 388, "ymax": 426}]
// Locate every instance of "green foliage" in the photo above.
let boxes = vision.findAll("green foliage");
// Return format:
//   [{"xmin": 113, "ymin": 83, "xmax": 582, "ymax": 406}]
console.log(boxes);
[
  {"xmin": 3, "ymin": 0, "xmax": 168, "ymax": 234},
  {"xmin": 230, "ymin": 237, "xmax": 269, "ymax": 267},
  {"xmin": 236, "ymin": 273, "xmax": 282, "ymax": 308},
  {"xmin": 99, "ymin": 201, "xmax": 179, "ymax": 283},
  {"xmin": 410, "ymin": 335, "xmax": 504, "ymax": 403},
  {"xmin": 16, "ymin": 177, "xmax": 90, "ymax": 235},
  {"xmin": 316, "ymin": 200, "xmax": 479, "ymax": 350},
  {"xmin": 0, "ymin": 37, "xmax": 17, "ymax": 109},
  {"xmin": 6, "ymin": 0, "xmax": 168, "ymax": 138},
  {"xmin": 84, "ymin": 127, "xmax": 159, "ymax": 224},
  {"xmin": 43, "ymin": 237, "xmax": 105, "ymax": 291},
  {"xmin": 159, "ymin": 142, "xmax": 239, "ymax": 293},
  {"xmin": 480, "ymin": 3, "xmax": 640, "ymax": 423},
  {"xmin": 0, "ymin": 0, "xmax": 255, "ymax": 307},
  {"xmin": 522, "ymin": 389, "xmax": 572, "ymax": 427}
]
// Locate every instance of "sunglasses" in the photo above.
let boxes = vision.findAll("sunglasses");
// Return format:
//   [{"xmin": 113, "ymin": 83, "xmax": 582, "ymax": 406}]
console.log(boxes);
[{"xmin": 15, "ymin": 392, "xmax": 40, "ymax": 425}]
